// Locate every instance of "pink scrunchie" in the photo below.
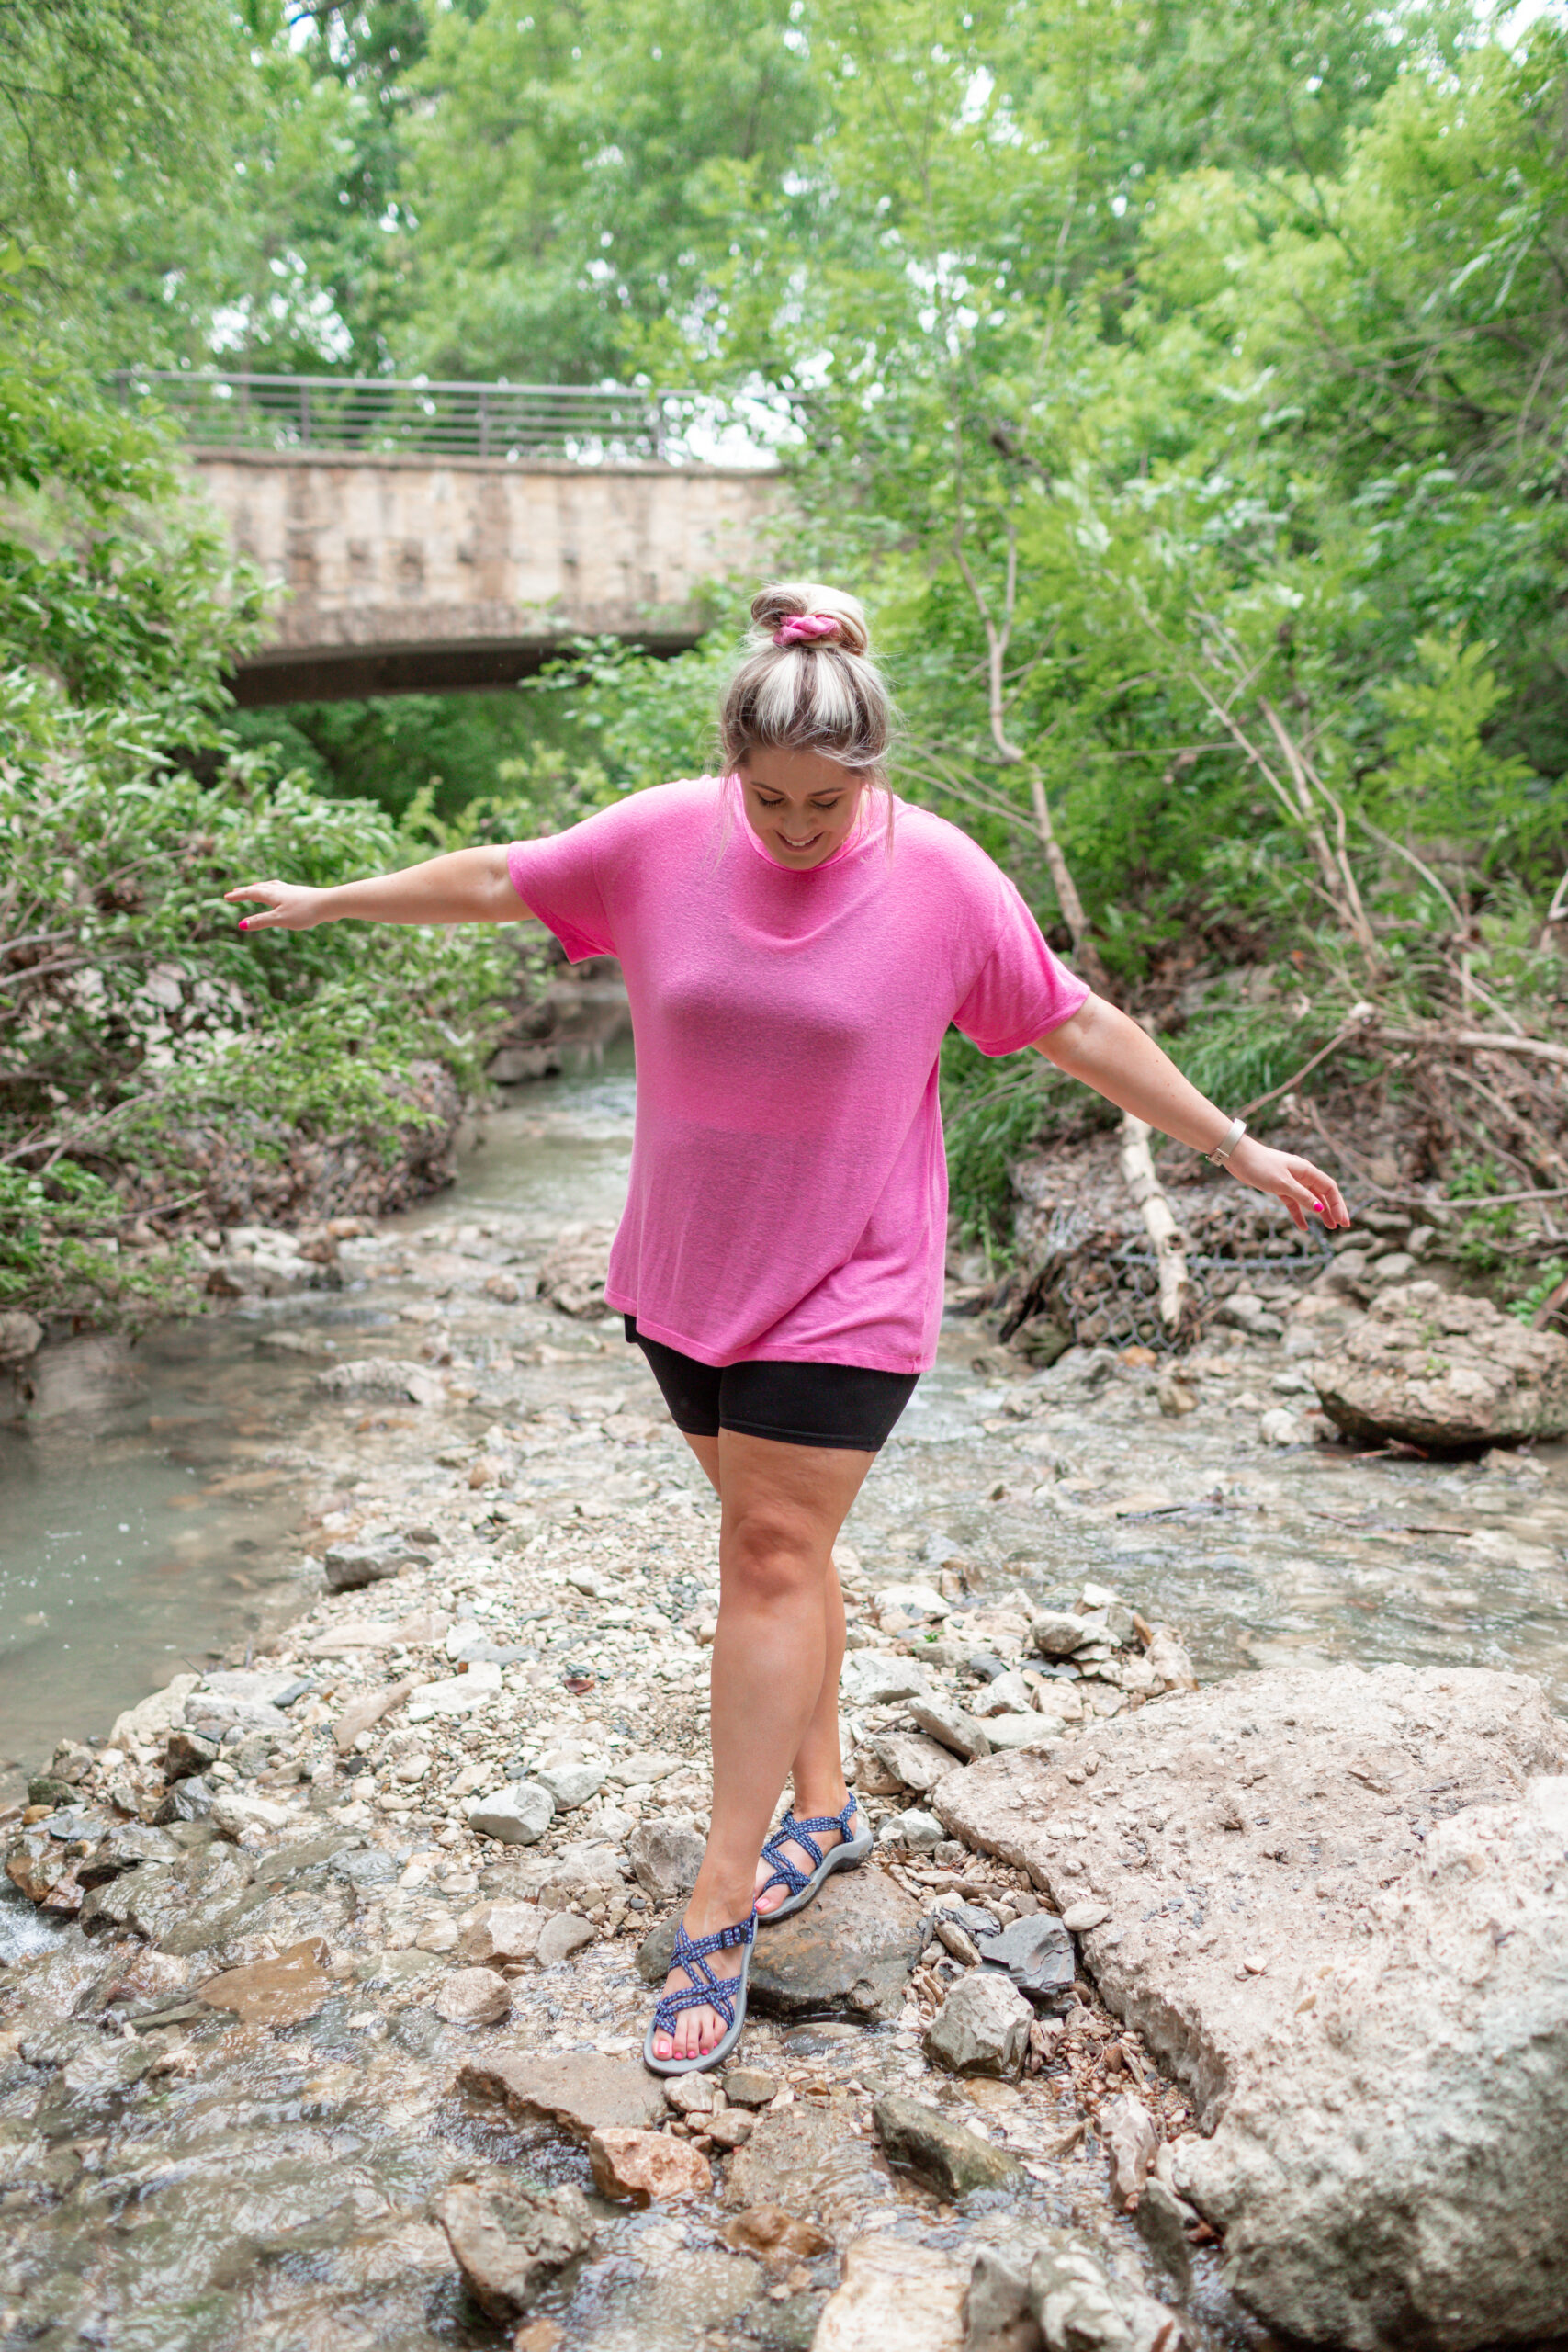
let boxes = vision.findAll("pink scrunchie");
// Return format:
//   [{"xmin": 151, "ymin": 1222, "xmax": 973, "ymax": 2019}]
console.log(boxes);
[{"xmin": 773, "ymin": 613, "xmax": 841, "ymax": 647}]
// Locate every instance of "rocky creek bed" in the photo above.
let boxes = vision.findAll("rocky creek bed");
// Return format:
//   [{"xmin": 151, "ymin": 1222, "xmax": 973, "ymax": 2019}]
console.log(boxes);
[{"xmin": 4, "ymin": 1081, "xmax": 1568, "ymax": 2352}]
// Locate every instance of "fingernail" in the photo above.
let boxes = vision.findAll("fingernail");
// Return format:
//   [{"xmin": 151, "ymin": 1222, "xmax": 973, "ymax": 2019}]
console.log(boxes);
[
  {"xmin": 238, "ymin": 921, "xmax": 249, "ymax": 932},
  {"xmin": 1312, "ymin": 1199, "xmax": 1325, "ymax": 1213}
]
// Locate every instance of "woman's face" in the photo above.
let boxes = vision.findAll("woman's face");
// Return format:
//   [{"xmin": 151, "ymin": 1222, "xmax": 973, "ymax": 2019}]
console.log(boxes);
[{"xmin": 738, "ymin": 748, "xmax": 865, "ymax": 869}]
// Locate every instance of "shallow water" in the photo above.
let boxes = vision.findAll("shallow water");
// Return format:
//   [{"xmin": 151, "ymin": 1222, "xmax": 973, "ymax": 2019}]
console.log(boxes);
[{"xmin": 0, "ymin": 1051, "xmax": 637, "ymax": 1788}]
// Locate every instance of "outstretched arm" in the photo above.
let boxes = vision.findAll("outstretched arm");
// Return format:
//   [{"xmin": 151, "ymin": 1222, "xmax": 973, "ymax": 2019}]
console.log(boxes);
[
  {"xmin": 225, "ymin": 845, "xmax": 522, "ymax": 932},
  {"xmin": 1036, "ymin": 992, "xmax": 1349, "ymax": 1233}
]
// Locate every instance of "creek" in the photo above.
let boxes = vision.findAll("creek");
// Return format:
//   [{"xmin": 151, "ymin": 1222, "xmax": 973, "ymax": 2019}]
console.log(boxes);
[{"xmin": 5, "ymin": 1037, "xmax": 1567, "ymax": 1807}]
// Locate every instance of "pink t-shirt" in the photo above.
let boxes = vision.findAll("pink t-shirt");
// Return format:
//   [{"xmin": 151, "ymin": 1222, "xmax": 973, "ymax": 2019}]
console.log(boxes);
[{"xmin": 506, "ymin": 777, "xmax": 1088, "ymax": 1373}]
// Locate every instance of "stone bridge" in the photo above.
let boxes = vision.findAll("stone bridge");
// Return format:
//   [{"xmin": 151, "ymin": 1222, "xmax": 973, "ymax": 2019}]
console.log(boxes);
[{"xmin": 143, "ymin": 372, "xmax": 778, "ymax": 705}]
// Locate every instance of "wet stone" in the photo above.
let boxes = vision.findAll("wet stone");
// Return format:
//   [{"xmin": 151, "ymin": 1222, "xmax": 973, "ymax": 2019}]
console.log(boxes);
[
  {"xmin": 194, "ymin": 1936, "xmax": 334, "ymax": 2029},
  {"xmin": 435, "ymin": 2170, "xmax": 597, "ymax": 2323},
  {"xmin": 814, "ymin": 2233, "xmax": 967, "ymax": 2352},
  {"xmin": 720, "ymin": 2065, "xmax": 779, "ymax": 2109},
  {"xmin": 461, "ymin": 2047, "xmax": 667, "ymax": 2135},
  {"xmin": 536, "ymin": 1911, "xmax": 594, "ymax": 1967},
  {"xmin": 588, "ymin": 2123, "xmax": 711, "ymax": 2202},
  {"xmin": 746, "ymin": 1864, "xmax": 924, "ymax": 2020},
  {"xmin": 872, "ymin": 2091, "xmax": 1024, "ymax": 2200},
  {"xmin": 434, "ymin": 1965, "xmax": 511, "ymax": 2025}
]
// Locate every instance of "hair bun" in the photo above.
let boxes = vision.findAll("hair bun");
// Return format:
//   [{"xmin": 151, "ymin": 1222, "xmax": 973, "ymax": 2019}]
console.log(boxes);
[{"xmin": 750, "ymin": 582, "xmax": 871, "ymax": 660}]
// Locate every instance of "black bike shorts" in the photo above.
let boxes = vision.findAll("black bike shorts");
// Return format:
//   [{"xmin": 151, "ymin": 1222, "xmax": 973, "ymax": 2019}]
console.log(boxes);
[{"xmin": 624, "ymin": 1317, "xmax": 919, "ymax": 1453}]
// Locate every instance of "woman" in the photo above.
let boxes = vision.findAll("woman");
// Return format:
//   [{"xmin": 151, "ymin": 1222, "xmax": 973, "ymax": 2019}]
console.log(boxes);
[{"xmin": 227, "ymin": 582, "xmax": 1348, "ymax": 2075}]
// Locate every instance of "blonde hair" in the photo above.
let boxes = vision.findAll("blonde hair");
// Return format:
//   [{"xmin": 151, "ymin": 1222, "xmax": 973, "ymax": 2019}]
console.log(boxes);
[{"xmin": 717, "ymin": 582, "xmax": 895, "ymax": 775}]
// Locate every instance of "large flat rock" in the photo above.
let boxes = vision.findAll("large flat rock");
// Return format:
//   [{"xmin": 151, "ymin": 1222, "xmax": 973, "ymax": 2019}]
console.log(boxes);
[
  {"xmin": 459, "ymin": 2047, "xmax": 666, "ymax": 2136},
  {"xmin": 935, "ymin": 1665, "xmax": 1568, "ymax": 2352}
]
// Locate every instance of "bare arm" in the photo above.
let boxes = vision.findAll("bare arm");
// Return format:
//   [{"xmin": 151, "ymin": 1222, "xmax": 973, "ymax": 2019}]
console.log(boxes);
[
  {"xmin": 1036, "ymin": 992, "xmax": 1350, "ymax": 1233},
  {"xmin": 224, "ymin": 844, "xmax": 523, "ymax": 931}
]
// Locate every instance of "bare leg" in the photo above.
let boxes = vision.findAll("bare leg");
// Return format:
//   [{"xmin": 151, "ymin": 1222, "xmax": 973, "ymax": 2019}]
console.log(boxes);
[
  {"xmin": 651, "ymin": 1430, "xmax": 873, "ymax": 2062},
  {"xmin": 678, "ymin": 1430, "xmax": 857, "ymax": 1917}
]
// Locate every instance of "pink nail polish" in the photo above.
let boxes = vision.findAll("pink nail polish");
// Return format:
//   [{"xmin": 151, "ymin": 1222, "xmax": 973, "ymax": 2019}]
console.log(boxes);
[
  {"xmin": 239, "ymin": 921, "xmax": 249, "ymax": 932},
  {"xmin": 1312, "ymin": 1199, "xmax": 1325, "ymax": 1213}
]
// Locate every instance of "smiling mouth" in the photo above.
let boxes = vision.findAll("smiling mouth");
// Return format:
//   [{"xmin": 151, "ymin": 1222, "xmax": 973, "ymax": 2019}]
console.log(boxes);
[{"xmin": 780, "ymin": 832, "xmax": 823, "ymax": 850}]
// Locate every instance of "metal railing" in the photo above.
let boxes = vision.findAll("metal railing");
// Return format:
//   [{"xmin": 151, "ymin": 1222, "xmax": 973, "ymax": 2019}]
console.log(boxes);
[{"xmin": 110, "ymin": 370, "xmax": 688, "ymax": 462}]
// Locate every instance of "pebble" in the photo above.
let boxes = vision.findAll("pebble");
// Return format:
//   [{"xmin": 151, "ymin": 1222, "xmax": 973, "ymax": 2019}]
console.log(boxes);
[{"xmin": 873, "ymin": 2089, "xmax": 1025, "ymax": 2199}]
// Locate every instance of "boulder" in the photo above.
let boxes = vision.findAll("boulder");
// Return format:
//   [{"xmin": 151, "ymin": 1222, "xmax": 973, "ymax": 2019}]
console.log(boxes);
[
  {"xmin": 719, "ymin": 2203, "xmax": 832, "ymax": 2267},
  {"xmin": 460, "ymin": 2048, "xmax": 666, "ymax": 2136},
  {"xmin": 1100, "ymin": 2091, "xmax": 1158, "ymax": 2208},
  {"xmin": 1314, "ymin": 1280, "xmax": 1568, "ymax": 1448},
  {"xmin": 878, "ymin": 1807, "xmax": 945, "ymax": 1852},
  {"xmin": 333, "ymin": 1679, "xmax": 412, "ymax": 1755},
  {"xmin": 588, "ymin": 2125, "xmax": 711, "ymax": 2201},
  {"xmin": 935, "ymin": 1664, "xmax": 1568, "ymax": 2352},
  {"xmin": 720, "ymin": 2066, "xmax": 778, "ymax": 2109},
  {"xmin": 873, "ymin": 2092, "xmax": 1024, "ymax": 2199},
  {"xmin": 0, "ymin": 1309, "xmax": 43, "ymax": 1361},
  {"xmin": 840, "ymin": 1654, "xmax": 932, "ymax": 1707},
  {"xmin": 814, "ymin": 2233, "xmax": 967, "ymax": 2352},
  {"xmin": 1176, "ymin": 1777, "xmax": 1568, "ymax": 2351},
  {"xmin": 637, "ymin": 1863, "xmax": 922, "ymax": 2022},
  {"xmin": 627, "ymin": 1816, "xmax": 705, "ymax": 1900},
  {"xmin": 924, "ymin": 1972, "xmax": 1032, "ymax": 2078},
  {"xmin": 750, "ymin": 1863, "xmax": 924, "ymax": 2021},
  {"xmin": 434, "ymin": 2172, "xmax": 596, "ymax": 2323},
  {"xmin": 536, "ymin": 1912, "xmax": 594, "ymax": 1967},
  {"xmin": 1029, "ymin": 2230, "xmax": 1191, "ymax": 2352}
]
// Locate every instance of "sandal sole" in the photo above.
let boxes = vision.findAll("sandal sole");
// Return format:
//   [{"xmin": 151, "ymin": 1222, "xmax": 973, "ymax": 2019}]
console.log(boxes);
[
  {"xmin": 756, "ymin": 1826, "xmax": 874, "ymax": 1924},
  {"xmin": 642, "ymin": 1946, "xmax": 752, "ymax": 2077}
]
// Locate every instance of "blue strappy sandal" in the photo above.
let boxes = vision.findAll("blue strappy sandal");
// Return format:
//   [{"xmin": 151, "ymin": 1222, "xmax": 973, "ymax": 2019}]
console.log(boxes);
[
  {"xmin": 642, "ymin": 1909, "xmax": 757, "ymax": 2077},
  {"xmin": 756, "ymin": 1798, "xmax": 874, "ymax": 1923}
]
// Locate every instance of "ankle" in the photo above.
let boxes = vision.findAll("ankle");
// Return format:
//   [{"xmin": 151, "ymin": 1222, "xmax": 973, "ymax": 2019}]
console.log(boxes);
[{"xmin": 790, "ymin": 1783, "xmax": 851, "ymax": 1822}]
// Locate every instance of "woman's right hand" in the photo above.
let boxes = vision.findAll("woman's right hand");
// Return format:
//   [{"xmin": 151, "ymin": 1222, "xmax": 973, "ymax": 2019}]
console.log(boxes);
[{"xmin": 225, "ymin": 880, "xmax": 332, "ymax": 933}]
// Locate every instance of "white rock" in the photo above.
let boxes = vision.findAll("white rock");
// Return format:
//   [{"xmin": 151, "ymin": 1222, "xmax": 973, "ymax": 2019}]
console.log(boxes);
[
  {"xmin": 109, "ymin": 1672, "xmax": 201, "ymax": 1753},
  {"xmin": 468, "ymin": 1781, "xmax": 555, "ymax": 1844},
  {"xmin": 209, "ymin": 1789, "xmax": 292, "ymax": 1838},
  {"xmin": 407, "ymin": 1661, "xmax": 502, "ymax": 1721},
  {"xmin": 1258, "ymin": 1405, "xmax": 1310, "ymax": 1446},
  {"xmin": 878, "ymin": 1807, "xmax": 945, "ymax": 1852},
  {"xmin": 537, "ymin": 1912, "xmax": 596, "ymax": 1967},
  {"xmin": 840, "ymin": 1654, "xmax": 931, "ymax": 1707},
  {"xmin": 971, "ymin": 1670, "xmax": 1036, "ymax": 1718},
  {"xmin": 533, "ymin": 1754, "xmax": 607, "ymax": 1810},
  {"xmin": 814, "ymin": 2233, "xmax": 966, "ymax": 2352},
  {"xmin": 981, "ymin": 1713, "xmax": 1064, "ymax": 1753},
  {"xmin": 1060, "ymin": 1900, "xmax": 1111, "ymax": 1932}
]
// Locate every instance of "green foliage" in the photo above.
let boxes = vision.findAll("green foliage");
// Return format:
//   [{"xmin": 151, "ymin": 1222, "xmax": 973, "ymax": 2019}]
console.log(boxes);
[
  {"xmin": 0, "ymin": 335, "xmax": 520, "ymax": 1319},
  {"xmin": 1507, "ymin": 1261, "xmax": 1568, "ymax": 1328}
]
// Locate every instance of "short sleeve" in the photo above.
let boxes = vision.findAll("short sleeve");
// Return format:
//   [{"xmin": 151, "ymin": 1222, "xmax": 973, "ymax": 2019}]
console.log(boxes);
[
  {"xmin": 507, "ymin": 820, "xmax": 616, "ymax": 962},
  {"xmin": 953, "ymin": 877, "xmax": 1090, "ymax": 1055}
]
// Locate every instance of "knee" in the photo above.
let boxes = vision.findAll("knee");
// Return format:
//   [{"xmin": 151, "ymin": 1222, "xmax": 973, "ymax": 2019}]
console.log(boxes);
[{"xmin": 724, "ymin": 1504, "xmax": 819, "ymax": 1608}]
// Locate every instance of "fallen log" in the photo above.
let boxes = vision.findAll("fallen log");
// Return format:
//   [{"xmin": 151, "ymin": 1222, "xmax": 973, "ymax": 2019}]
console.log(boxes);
[{"xmin": 1118, "ymin": 1114, "xmax": 1189, "ymax": 1332}]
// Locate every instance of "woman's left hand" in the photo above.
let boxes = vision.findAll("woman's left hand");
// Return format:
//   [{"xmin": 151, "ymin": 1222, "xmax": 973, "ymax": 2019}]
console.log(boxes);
[{"xmin": 1226, "ymin": 1137, "xmax": 1350, "ymax": 1234}]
